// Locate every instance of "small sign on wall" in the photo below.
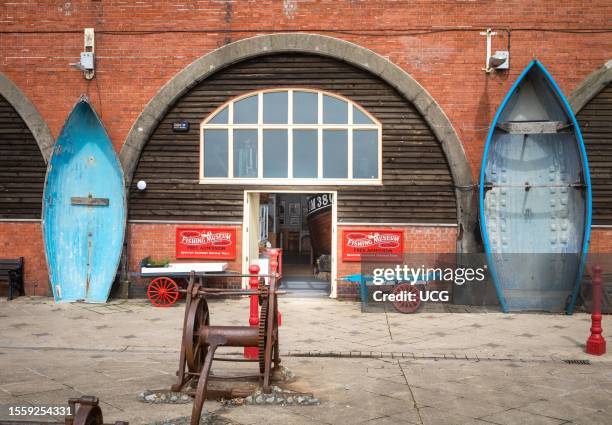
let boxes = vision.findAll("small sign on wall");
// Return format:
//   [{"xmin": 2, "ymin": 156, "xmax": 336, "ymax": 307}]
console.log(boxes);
[
  {"xmin": 176, "ymin": 227, "xmax": 236, "ymax": 259},
  {"xmin": 342, "ymin": 229, "xmax": 404, "ymax": 262}
]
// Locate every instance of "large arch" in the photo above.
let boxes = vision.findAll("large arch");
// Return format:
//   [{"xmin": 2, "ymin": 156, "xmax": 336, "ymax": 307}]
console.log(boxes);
[
  {"xmin": 569, "ymin": 60, "xmax": 612, "ymax": 113},
  {"xmin": 120, "ymin": 33, "xmax": 477, "ymax": 253},
  {"xmin": 0, "ymin": 72, "xmax": 54, "ymax": 162},
  {"xmin": 570, "ymin": 60, "xmax": 612, "ymax": 226}
]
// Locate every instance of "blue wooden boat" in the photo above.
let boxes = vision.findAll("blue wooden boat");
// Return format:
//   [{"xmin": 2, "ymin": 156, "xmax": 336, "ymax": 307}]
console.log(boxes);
[
  {"xmin": 479, "ymin": 60, "xmax": 591, "ymax": 313},
  {"xmin": 43, "ymin": 97, "xmax": 126, "ymax": 303}
]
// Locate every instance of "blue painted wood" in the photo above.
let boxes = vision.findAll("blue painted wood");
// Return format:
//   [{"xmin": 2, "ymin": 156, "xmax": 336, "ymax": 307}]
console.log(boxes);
[
  {"xmin": 43, "ymin": 97, "xmax": 126, "ymax": 303},
  {"xmin": 479, "ymin": 61, "xmax": 592, "ymax": 313}
]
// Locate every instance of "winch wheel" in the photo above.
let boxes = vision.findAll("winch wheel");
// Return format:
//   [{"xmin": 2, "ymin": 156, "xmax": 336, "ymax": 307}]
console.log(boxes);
[{"xmin": 185, "ymin": 297, "xmax": 209, "ymax": 373}]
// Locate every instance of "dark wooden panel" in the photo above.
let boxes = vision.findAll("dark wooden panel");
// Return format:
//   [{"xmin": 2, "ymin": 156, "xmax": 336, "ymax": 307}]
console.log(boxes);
[
  {"xmin": 576, "ymin": 82, "xmax": 612, "ymax": 225},
  {"xmin": 129, "ymin": 54, "xmax": 456, "ymax": 223},
  {"xmin": 0, "ymin": 94, "xmax": 46, "ymax": 219}
]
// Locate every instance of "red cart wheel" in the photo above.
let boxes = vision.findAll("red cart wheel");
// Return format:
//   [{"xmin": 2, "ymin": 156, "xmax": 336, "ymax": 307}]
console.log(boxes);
[
  {"xmin": 147, "ymin": 277, "xmax": 179, "ymax": 307},
  {"xmin": 392, "ymin": 282, "xmax": 422, "ymax": 314}
]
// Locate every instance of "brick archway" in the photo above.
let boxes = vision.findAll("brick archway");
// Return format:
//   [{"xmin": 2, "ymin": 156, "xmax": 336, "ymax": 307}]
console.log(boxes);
[
  {"xmin": 569, "ymin": 60, "xmax": 612, "ymax": 113},
  {"xmin": 0, "ymin": 72, "xmax": 54, "ymax": 162},
  {"xmin": 120, "ymin": 33, "xmax": 477, "ymax": 253}
]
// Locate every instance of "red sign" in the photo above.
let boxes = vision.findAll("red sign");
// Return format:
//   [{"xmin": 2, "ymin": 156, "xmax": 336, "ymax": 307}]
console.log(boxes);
[
  {"xmin": 176, "ymin": 227, "xmax": 237, "ymax": 259},
  {"xmin": 342, "ymin": 229, "xmax": 404, "ymax": 262}
]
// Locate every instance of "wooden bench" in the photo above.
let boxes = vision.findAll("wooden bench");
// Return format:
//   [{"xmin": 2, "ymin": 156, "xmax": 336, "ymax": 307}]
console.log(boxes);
[{"xmin": 0, "ymin": 257, "xmax": 25, "ymax": 300}]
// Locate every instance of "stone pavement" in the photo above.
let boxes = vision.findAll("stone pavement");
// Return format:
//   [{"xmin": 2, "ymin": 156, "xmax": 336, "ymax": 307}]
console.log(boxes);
[{"xmin": 0, "ymin": 296, "xmax": 611, "ymax": 425}]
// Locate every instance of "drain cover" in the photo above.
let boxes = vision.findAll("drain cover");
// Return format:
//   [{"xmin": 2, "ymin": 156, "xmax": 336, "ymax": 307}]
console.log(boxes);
[{"xmin": 563, "ymin": 359, "xmax": 591, "ymax": 365}]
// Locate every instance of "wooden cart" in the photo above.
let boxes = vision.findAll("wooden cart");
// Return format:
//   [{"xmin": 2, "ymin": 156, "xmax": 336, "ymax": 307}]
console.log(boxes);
[{"xmin": 140, "ymin": 262, "xmax": 228, "ymax": 307}]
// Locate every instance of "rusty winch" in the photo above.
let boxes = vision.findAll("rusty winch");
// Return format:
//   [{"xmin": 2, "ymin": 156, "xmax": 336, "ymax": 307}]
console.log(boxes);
[
  {"xmin": 170, "ymin": 270, "xmax": 283, "ymax": 425},
  {"xmin": 0, "ymin": 396, "xmax": 127, "ymax": 425}
]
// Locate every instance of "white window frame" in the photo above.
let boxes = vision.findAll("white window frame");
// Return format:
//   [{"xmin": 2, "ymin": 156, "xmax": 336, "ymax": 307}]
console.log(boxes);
[{"xmin": 199, "ymin": 88, "xmax": 382, "ymax": 185}]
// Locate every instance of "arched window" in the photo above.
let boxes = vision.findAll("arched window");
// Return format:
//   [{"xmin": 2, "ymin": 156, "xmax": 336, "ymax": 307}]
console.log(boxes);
[{"xmin": 200, "ymin": 89, "xmax": 381, "ymax": 184}]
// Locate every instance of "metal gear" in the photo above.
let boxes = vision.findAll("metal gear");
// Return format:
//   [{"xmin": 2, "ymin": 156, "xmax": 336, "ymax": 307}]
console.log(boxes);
[{"xmin": 258, "ymin": 297, "xmax": 269, "ymax": 374}]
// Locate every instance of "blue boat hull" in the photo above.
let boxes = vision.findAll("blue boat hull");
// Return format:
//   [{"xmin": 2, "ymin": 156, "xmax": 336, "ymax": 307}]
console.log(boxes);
[
  {"xmin": 43, "ymin": 97, "xmax": 126, "ymax": 303},
  {"xmin": 479, "ymin": 61, "xmax": 592, "ymax": 313}
]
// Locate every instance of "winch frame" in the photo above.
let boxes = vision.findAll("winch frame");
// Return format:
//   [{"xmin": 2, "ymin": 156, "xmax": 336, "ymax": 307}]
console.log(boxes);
[{"xmin": 170, "ymin": 271, "xmax": 282, "ymax": 425}]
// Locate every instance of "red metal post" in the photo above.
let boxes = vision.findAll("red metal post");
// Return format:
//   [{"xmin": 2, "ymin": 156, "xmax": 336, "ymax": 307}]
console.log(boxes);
[
  {"xmin": 586, "ymin": 265, "xmax": 607, "ymax": 356},
  {"xmin": 244, "ymin": 264, "xmax": 260, "ymax": 359},
  {"xmin": 268, "ymin": 248, "xmax": 283, "ymax": 326},
  {"xmin": 271, "ymin": 248, "xmax": 283, "ymax": 278}
]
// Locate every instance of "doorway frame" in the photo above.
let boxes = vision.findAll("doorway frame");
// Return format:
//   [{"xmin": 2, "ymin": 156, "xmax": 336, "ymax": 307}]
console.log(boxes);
[{"xmin": 242, "ymin": 189, "xmax": 338, "ymax": 298}]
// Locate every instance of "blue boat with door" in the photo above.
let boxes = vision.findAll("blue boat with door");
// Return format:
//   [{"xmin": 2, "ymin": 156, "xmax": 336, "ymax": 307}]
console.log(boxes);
[
  {"xmin": 43, "ymin": 96, "xmax": 126, "ymax": 303},
  {"xmin": 479, "ymin": 60, "xmax": 591, "ymax": 313}
]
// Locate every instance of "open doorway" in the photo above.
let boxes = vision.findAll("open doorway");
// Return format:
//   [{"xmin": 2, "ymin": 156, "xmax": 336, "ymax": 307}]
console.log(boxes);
[{"xmin": 243, "ymin": 191, "xmax": 335, "ymax": 297}]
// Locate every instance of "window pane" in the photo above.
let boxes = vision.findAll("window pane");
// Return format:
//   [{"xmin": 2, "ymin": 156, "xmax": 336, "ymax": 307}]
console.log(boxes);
[
  {"xmin": 293, "ymin": 91, "xmax": 318, "ymax": 124},
  {"xmin": 208, "ymin": 106, "xmax": 228, "ymax": 124},
  {"xmin": 263, "ymin": 130, "xmax": 288, "ymax": 178},
  {"xmin": 323, "ymin": 130, "xmax": 348, "ymax": 178},
  {"xmin": 263, "ymin": 92, "xmax": 288, "ymax": 124},
  {"xmin": 293, "ymin": 130, "xmax": 318, "ymax": 178},
  {"xmin": 234, "ymin": 95, "xmax": 258, "ymax": 124},
  {"xmin": 203, "ymin": 130, "xmax": 228, "ymax": 177},
  {"xmin": 323, "ymin": 95, "xmax": 348, "ymax": 124},
  {"xmin": 353, "ymin": 106, "xmax": 374, "ymax": 124},
  {"xmin": 233, "ymin": 130, "xmax": 258, "ymax": 177},
  {"xmin": 353, "ymin": 130, "xmax": 378, "ymax": 179}
]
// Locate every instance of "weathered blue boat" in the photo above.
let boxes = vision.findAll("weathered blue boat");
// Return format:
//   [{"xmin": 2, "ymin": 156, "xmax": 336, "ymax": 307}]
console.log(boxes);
[
  {"xmin": 43, "ymin": 97, "xmax": 126, "ymax": 303},
  {"xmin": 479, "ymin": 60, "xmax": 591, "ymax": 313}
]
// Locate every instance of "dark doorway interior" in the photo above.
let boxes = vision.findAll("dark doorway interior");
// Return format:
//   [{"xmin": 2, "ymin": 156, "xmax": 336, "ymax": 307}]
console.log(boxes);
[{"xmin": 259, "ymin": 193, "xmax": 331, "ymax": 297}]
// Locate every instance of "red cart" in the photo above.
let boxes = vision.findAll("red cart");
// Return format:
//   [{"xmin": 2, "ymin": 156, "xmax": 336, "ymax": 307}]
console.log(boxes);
[{"xmin": 140, "ymin": 262, "xmax": 228, "ymax": 307}]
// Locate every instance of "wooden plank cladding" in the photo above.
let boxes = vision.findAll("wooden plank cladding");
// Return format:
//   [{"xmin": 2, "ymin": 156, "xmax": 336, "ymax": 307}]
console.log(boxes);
[
  {"xmin": 0, "ymin": 94, "xmax": 46, "ymax": 219},
  {"xmin": 576, "ymin": 83, "xmax": 612, "ymax": 225},
  {"xmin": 129, "ymin": 53, "xmax": 457, "ymax": 223}
]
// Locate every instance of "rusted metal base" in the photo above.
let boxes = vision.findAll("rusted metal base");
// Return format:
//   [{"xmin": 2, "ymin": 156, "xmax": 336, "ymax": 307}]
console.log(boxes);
[{"xmin": 0, "ymin": 396, "xmax": 128, "ymax": 425}]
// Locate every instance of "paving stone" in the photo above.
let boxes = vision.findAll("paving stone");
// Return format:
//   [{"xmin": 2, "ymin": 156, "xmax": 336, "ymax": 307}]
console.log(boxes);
[
  {"xmin": 1, "ymin": 298, "xmax": 611, "ymax": 424},
  {"xmin": 519, "ymin": 400, "xmax": 599, "ymax": 422},
  {"xmin": 571, "ymin": 410, "xmax": 612, "ymax": 425},
  {"xmin": 1, "ymin": 379, "xmax": 67, "ymax": 397},
  {"xmin": 480, "ymin": 408, "xmax": 567, "ymax": 425}
]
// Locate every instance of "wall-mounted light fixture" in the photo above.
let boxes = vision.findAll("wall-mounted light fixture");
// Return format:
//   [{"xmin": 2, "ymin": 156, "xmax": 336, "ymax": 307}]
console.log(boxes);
[
  {"xmin": 480, "ymin": 28, "xmax": 509, "ymax": 73},
  {"xmin": 137, "ymin": 180, "xmax": 147, "ymax": 191}
]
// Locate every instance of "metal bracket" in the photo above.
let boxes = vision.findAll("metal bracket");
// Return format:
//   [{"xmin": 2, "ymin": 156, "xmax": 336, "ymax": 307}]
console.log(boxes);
[
  {"xmin": 71, "ymin": 195, "xmax": 109, "ymax": 206},
  {"xmin": 480, "ymin": 28, "xmax": 497, "ymax": 73}
]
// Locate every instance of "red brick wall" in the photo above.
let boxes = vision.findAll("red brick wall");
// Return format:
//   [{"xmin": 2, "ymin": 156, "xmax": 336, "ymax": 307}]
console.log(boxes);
[
  {"xmin": 0, "ymin": 2, "xmax": 609, "ymax": 295},
  {"xmin": 589, "ymin": 229, "xmax": 612, "ymax": 254},
  {"xmin": 336, "ymin": 225, "xmax": 457, "ymax": 300},
  {"xmin": 0, "ymin": 222, "xmax": 49, "ymax": 296},
  {"xmin": 0, "ymin": 1, "xmax": 609, "ymax": 171},
  {"xmin": 127, "ymin": 223, "xmax": 243, "ymax": 291}
]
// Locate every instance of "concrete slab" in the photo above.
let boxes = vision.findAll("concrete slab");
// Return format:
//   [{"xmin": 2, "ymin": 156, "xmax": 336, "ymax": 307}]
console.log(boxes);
[{"xmin": 1, "ymin": 297, "xmax": 611, "ymax": 424}]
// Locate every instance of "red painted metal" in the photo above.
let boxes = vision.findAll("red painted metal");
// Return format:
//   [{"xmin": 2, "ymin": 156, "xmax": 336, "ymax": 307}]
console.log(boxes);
[
  {"xmin": 244, "ymin": 264, "xmax": 260, "ymax": 359},
  {"xmin": 147, "ymin": 277, "xmax": 180, "ymax": 307},
  {"xmin": 586, "ymin": 265, "xmax": 607, "ymax": 355},
  {"xmin": 175, "ymin": 227, "xmax": 237, "ymax": 259},
  {"xmin": 269, "ymin": 248, "xmax": 283, "ymax": 278},
  {"xmin": 342, "ymin": 229, "xmax": 404, "ymax": 262},
  {"xmin": 268, "ymin": 248, "xmax": 283, "ymax": 326}
]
